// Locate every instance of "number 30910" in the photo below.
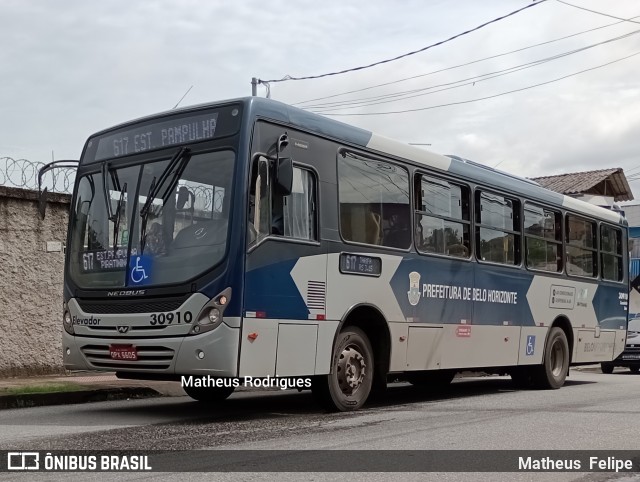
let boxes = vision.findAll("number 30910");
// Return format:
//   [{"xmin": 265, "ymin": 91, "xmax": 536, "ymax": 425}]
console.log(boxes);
[{"xmin": 149, "ymin": 311, "xmax": 193, "ymax": 325}]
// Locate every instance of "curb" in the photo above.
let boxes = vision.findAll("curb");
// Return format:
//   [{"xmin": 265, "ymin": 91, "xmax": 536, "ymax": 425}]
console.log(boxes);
[{"xmin": 0, "ymin": 387, "xmax": 161, "ymax": 410}]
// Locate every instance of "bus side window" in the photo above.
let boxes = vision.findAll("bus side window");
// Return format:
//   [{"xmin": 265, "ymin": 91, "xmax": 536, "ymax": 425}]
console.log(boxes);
[
  {"xmin": 249, "ymin": 158, "xmax": 316, "ymax": 244},
  {"xmin": 338, "ymin": 151, "xmax": 410, "ymax": 248},
  {"xmin": 415, "ymin": 174, "xmax": 470, "ymax": 258},
  {"xmin": 279, "ymin": 167, "xmax": 316, "ymax": 241}
]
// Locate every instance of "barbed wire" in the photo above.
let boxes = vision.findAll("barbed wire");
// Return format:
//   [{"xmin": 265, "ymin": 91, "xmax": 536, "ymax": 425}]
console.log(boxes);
[
  {"xmin": 0, "ymin": 158, "xmax": 225, "ymax": 210},
  {"xmin": 0, "ymin": 157, "xmax": 75, "ymax": 194}
]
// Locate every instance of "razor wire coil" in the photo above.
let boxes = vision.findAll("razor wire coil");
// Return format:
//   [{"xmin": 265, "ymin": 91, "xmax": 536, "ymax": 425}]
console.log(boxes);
[{"xmin": 0, "ymin": 157, "xmax": 75, "ymax": 193}]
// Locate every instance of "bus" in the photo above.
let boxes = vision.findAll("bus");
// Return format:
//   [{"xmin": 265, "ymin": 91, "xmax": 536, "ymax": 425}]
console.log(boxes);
[{"xmin": 41, "ymin": 96, "xmax": 629, "ymax": 411}]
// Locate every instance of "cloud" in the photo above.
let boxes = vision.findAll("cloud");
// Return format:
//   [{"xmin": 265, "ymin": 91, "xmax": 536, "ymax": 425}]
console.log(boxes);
[{"xmin": 1, "ymin": 0, "xmax": 639, "ymax": 198}]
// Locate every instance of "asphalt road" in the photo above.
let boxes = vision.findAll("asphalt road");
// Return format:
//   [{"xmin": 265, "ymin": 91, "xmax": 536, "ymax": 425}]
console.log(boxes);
[{"xmin": 1, "ymin": 369, "xmax": 640, "ymax": 481}]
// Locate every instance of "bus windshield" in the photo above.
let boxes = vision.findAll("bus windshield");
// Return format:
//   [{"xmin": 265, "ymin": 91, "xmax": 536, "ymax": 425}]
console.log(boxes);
[{"xmin": 68, "ymin": 149, "xmax": 235, "ymax": 288}]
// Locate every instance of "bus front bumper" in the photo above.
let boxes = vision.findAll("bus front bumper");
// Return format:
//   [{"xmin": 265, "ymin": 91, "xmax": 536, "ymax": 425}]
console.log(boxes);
[{"xmin": 62, "ymin": 322, "xmax": 240, "ymax": 377}]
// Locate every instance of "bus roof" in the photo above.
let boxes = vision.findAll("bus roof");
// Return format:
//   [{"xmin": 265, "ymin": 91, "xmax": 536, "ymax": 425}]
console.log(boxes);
[
  {"xmin": 91, "ymin": 96, "xmax": 626, "ymax": 225},
  {"xmin": 242, "ymin": 97, "xmax": 624, "ymax": 225}
]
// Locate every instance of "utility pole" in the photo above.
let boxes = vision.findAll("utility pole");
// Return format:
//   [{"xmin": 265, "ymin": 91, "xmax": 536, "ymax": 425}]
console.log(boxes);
[{"xmin": 251, "ymin": 78, "xmax": 258, "ymax": 96}]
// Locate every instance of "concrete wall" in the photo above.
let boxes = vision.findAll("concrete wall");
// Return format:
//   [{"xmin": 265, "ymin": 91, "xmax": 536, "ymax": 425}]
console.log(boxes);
[{"xmin": 0, "ymin": 186, "xmax": 70, "ymax": 376}]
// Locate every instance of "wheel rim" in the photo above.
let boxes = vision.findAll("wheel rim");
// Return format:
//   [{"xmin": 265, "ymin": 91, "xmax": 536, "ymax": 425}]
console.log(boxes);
[
  {"xmin": 550, "ymin": 339, "xmax": 565, "ymax": 378},
  {"xmin": 336, "ymin": 344, "xmax": 367, "ymax": 396}
]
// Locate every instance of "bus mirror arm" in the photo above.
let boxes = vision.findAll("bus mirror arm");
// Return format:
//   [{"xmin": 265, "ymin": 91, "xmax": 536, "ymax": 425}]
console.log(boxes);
[{"xmin": 37, "ymin": 160, "xmax": 79, "ymax": 219}]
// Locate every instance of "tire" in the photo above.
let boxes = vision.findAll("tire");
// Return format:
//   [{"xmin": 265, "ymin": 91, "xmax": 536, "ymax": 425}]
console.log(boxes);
[
  {"xmin": 532, "ymin": 327, "xmax": 569, "ymax": 389},
  {"xmin": 312, "ymin": 327, "xmax": 374, "ymax": 412},
  {"xmin": 407, "ymin": 370, "xmax": 455, "ymax": 389},
  {"xmin": 183, "ymin": 384, "xmax": 235, "ymax": 402},
  {"xmin": 629, "ymin": 366, "xmax": 639, "ymax": 374},
  {"xmin": 600, "ymin": 363, "xmax": 614, "ymax": 374}
]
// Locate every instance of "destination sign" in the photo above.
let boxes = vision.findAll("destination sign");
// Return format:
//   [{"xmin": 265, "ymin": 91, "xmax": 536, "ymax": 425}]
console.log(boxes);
[
  {"xmin": 84, "ymin": 104, "xmax": 242, "ymax": 163},
  {"xmin": 80, "ymin": 248, "xmax": 138, "ymax": 273},
  {"xmin": 94, "ymin": 112, "xmax": 218, "ymax": 161},
  {"xmin": 339, "ymin": 253, "xmax": 382, "ymax": 277}
]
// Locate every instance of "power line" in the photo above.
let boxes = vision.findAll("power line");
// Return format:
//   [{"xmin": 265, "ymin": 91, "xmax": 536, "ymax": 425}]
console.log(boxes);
[
  {"xmin": 259, "ymin": 1, "xmax": 548, "ymax": 84},
  {"xmin": 293, "ymin": 12, "xmax": 640, "ymax": 107},
  {"xmin": 314, "ymin": 49, "xmax": 640, "ymax": 116},
  {"xmin": 305, "ymin": 28, "xmax": 640, "ymax": 112},
  {"xmin": 556, "ymin": 0, "xmax": 640, "ymax": 25}
]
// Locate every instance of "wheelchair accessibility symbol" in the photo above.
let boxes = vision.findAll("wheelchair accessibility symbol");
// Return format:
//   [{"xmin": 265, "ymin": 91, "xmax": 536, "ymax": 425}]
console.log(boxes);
[
  {"xmin": 526, "ymin": 335, "xmax": 536, "ymax": 356},
  {"xmin": 130, "ymin": 256, "xmax": 152, "ymax": 285}
]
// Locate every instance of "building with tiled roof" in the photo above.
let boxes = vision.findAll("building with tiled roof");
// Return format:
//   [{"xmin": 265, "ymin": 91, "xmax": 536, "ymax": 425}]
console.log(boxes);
[{"xmin": 531, "ymin": 168, "xmax": 633, "ymax": 203}]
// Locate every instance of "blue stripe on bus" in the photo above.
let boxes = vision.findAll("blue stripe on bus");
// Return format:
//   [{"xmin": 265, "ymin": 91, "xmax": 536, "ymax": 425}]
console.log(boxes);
[
  {"xmin": 389, "ymin": 257, "xmax": 535, "ymax": 326},
  {"xmin": 245, "ymin": 259, "xmax": 310, "ymax": 319},
  {"xmin": 593, "ymin": 284, "xmax": 628, "ymax": 329}
]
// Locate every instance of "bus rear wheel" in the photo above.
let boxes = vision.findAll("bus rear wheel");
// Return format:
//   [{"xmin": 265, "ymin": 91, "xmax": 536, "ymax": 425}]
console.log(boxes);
[
  {"xmin": 312, "ymin": 327, "xmax": 374, "ymax": 412},
  {"xmin": 183, "ymin": 384, "xmax": 235, "ymax": 402},
  {"xmin": 533, "ymin": 327, "xmax": 569, "ymax": 389}
]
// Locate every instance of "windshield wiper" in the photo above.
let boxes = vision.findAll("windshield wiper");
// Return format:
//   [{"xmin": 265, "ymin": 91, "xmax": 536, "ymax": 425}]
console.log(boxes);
[
  {"xmin": 102, "ymin": 161, "xmax": 116, "ymax": 222},
  {"xmin": 112, "ymin": 182, "xmax": 127, "ymax": 252},
  {"xmin": 100, "ymin": 161, "xmax": 128, "ymax": 251},
  {"xmin": 140, "ymin": 146, "xmax": 191, "ymax": 254}
]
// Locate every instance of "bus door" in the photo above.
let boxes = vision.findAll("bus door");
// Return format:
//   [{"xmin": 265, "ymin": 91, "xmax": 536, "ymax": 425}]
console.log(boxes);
[{"xmin": 241, "ymin": 124, "xmax": 326, "ymax": 378}]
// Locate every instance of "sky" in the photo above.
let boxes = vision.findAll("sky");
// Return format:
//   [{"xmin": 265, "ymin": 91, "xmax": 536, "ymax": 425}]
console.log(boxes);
[{"xmin": 2, "ymin": 0, "xmax": 640, "ymax": 200}]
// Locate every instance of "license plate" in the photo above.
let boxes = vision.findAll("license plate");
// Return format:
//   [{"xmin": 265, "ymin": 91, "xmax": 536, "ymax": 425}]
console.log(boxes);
[
  {"xmin": 109, "ymin": 345, "xmax": 138, "ymax": 361},
  {"xmin": 621, "ymin": 354, "xmax": 640, "ymax": 360}
]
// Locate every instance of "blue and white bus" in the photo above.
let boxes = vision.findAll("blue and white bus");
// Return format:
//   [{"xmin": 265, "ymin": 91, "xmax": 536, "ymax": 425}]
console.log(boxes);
[{"xmin": 48, "ymin": 97, "xmax": 628, "ymax": 411}]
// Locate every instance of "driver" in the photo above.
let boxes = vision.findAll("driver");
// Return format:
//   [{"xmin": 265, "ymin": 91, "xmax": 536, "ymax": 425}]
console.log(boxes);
[{"xmin": 145, "ymin": 222, "xmax": 166, "ymax": 255}]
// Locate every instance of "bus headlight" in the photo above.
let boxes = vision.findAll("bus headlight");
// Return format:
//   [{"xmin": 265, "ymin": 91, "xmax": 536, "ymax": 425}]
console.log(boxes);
[
  {"xmin": 63, "ymin": 310, "xmax": 74, "ymax": 335},
  {"xmin": 189, "ymin": 288, "xmax": 231, "ymax": 336},
  {"xmin": 208, "ymin": 308, "xmax": 221, "ymax": 324}
]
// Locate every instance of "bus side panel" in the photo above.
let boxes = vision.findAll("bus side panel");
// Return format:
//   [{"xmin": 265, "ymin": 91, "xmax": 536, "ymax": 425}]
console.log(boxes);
[{"xmin": 592, "ymin": 283, "xmax": 628, "ymax": 361}]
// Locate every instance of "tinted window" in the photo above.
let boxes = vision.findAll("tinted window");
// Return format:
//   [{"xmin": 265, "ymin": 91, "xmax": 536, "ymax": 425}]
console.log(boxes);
[
  {"xmin": 476, "ymin": 190, "xmax": 520, "ymax": 265},
  {"xmin": 338, "ymin": 152, "xmax": 410, "ymax": 249},
  {"xmin": 566, "ymin": 215, "xmax": 597, "ymax": 277},
  {"xmin": 601, "ymin": 224, "xmax": 623, "ymax": 281},
  {"xmin": 524, "ymin": 203, "xmax": 562, "ymax": 272},
  {"xmin": 415, "ymin": 175, "xmax": 470, "ymax": 258}
]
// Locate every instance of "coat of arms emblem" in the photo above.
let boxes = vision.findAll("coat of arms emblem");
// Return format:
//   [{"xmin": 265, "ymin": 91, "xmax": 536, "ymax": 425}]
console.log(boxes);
[{"xmin": 408, "ymin": 271, "xmax": 421, "ymax": 306}]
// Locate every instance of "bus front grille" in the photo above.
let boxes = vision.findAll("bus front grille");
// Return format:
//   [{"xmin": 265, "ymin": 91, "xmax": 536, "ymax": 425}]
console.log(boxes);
[
  {"xmin": 80, "ymin": 344, "xmax": 175, "ymax": 370},
  {"xmin": 76, "ymin": 295, "xmax": 190, "ymax": 314}
]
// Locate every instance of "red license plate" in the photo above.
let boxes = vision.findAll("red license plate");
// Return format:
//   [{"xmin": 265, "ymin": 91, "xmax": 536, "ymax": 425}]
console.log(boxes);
[{"xmin": 109, "ymin": 345, "xmax": 138, "ymax": 361}]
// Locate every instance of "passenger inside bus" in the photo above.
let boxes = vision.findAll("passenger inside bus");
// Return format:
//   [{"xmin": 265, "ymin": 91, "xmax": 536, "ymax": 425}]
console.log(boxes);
[
  {"xmin": 145, "ymin": 222, "xmax": 166, "ymax": 255},
  {"xmin": 340, "ymin": 204, "xmax": 383, "ymax": 245},
  {"xmin": 383, "ymin": 212, "xmax": 410, "ymax": 249}
]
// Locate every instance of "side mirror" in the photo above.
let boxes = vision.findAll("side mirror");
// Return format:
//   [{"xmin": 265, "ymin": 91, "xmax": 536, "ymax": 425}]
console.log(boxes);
[
  {"xmin": 274, "ymin": 132, "xmax": 292, "ymax": 195},
  {"xmin": 37, "ymin": 160, "xmax": 79, "ymax": 219},
  {"xmin": 276, "ymin": 157, "xmax": 293, "ymax": 196}
]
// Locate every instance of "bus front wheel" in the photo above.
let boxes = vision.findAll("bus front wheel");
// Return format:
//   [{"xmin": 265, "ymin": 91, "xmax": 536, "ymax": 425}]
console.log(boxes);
[
  {"xmin": 183, "ymin": 384, "xmax": 235, "ymax": 402},
  {"xmin": 312, "ymin": 327, "xmax": 374, "ymax": 412},
  {"xmin": 533, "ymin": 327, "xmax": 569, "ymax": 389}
]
